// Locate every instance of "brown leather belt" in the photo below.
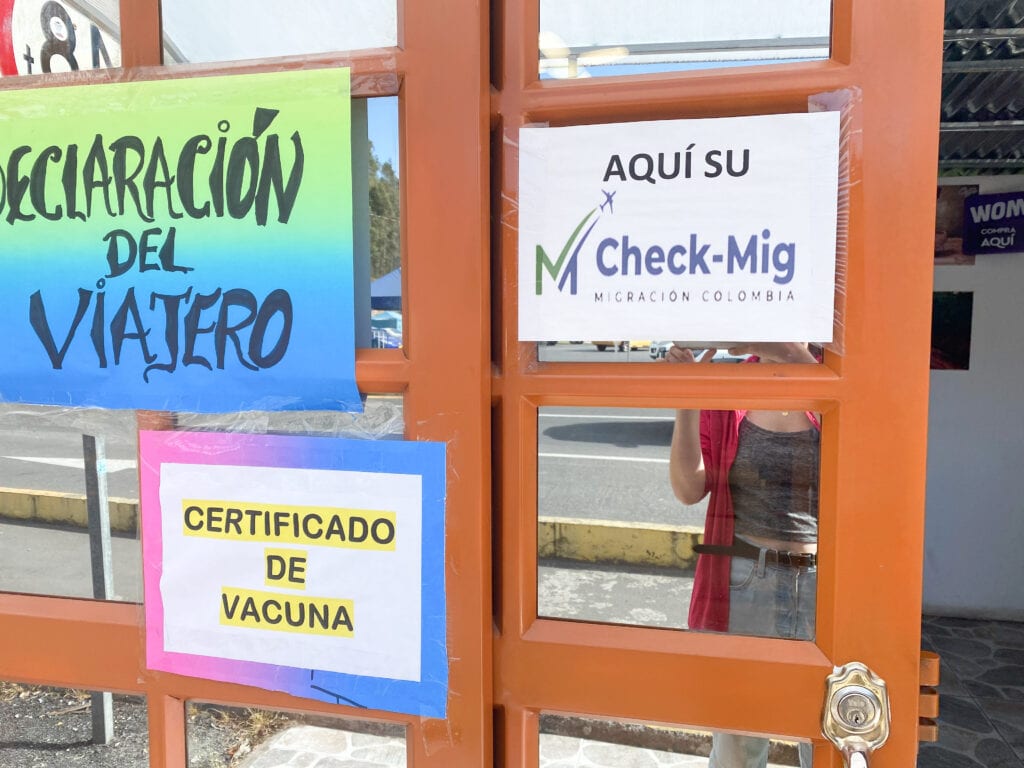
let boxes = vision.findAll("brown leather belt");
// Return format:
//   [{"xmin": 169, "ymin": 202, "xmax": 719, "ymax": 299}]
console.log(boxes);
[{"xmin": 694, "ymin": 539, "xmax": 817, "ymax": 568}]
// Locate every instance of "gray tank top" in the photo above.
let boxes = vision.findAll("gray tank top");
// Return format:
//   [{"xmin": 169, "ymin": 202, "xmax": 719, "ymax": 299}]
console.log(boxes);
[{"xmin": 729, "ymin": 419, "xmax": 820, "ymax": 543}]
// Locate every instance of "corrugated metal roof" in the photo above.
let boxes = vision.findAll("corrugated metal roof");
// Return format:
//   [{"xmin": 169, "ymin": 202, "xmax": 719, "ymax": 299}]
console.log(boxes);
[
  {"xmin": 945, "ymin": 0, "xmax": 1024, "ymax": 28},
  {"xmin": 941, "ymin": 0, "xmax": 1024, "ymax": 173}
]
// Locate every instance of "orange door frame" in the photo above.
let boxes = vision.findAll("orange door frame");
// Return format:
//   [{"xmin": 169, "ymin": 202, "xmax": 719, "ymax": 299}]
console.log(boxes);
[{"xmin": 492, "ymin": 1, "xmax": 943, "ymax": 767}]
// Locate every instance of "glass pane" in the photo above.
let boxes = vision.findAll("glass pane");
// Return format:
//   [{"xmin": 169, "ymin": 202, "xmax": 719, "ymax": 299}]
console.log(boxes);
[
  {"xmin": 161, "ymin": 0, "xmax": 397, "ymax": 65},
  {"xmin": 0, "ymin": 397, "xmax": 404, "ymax": 600},
  {"xmin": 366, "ymin": 97, "xmax": 403, "ymax": 350},
  {"xmin": 0, "ymin": 683, "xmax": 147, "ymax": 766},
  {"xmin": 0, "ymin": 405, "xmax": 142, "ymax": 602},
  {"xmin": 538, "ymin": 406, "xmax": 821, "ymax": 641},
  {"xmin": 538, "ymin": 342, "xmax": 823, "ymax": 364},
  {"xmin": 538, "ymin": 341, "xmax": 761, "ymax": 363},
  {"xmin": 541, "ymin": 712, "xmax": 810, "ymax": 767},
  {"xmin": 538, "ymin": 1, "xmax": 830, "ymax": 79},
  {"xmin": 354, "ymin": 96, "xmax": 404, "ymax": 350},
  {"xmin": 1, "ymin": 0, "xmax": 121, "ymax": 77},
  {"xmin": 176, "ymin": 394, "xmax": 405, "ymax": 438},
  {"xmin": 186, "ymin": 702, "xmax": 407, "ymax": 767}
]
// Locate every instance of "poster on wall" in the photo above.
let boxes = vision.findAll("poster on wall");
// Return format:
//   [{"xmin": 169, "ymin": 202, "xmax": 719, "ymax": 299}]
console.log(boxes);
[
  {"xmin": 518, "ymin": 112, "xmax": 840, "ymax": 343},
  {"xmin": 0, "ymin": 67, "xmax": 361, "ymax": 412},
  {"xmin": 930, "ymin": 292, "xmax": 973, "ymax": 370},
  {"xmin": 963, "ymin": 191, "xmax": 1024, "ymax": 255},
  {"xmin": 935, "ymin": 183, "xmax": 979, "ymax": 265},
  {"xmin": 0, "ymin": 0, "xmax": 123, "ymax": 77},
  {"xmin": 140, "ymin": 430, "xmax": 448, "ymax": 718}
]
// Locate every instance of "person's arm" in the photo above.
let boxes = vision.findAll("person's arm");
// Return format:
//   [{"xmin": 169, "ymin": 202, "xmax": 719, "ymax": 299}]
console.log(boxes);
[
  {"xmin": 725, "ymin": 342, "xmax": 818, "ymax": 364},
  {"xmin": 665, "ymin": 346, "xmax": 713, "ymax": 504},
  {"xmin": 670, "ymin": 408, "xmax": 707, "ymax": 504}
]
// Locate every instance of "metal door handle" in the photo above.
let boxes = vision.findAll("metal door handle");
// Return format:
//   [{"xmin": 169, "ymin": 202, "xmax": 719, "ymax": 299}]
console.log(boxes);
[{"xmin": 822, "ymin": 662, "xmax": 890, "ymax": 767}]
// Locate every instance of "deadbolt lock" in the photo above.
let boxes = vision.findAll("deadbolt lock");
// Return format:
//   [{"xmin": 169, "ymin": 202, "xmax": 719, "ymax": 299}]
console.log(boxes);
[{"xmin": 822, "ymin": 662, "xmax": 890, "ymax": 767}]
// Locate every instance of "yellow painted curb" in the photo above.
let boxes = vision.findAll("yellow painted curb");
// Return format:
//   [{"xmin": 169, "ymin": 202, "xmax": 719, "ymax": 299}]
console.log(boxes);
[
  {"xmin": 539, "ymin": 516, "xmax": 703, "ymax": 570},
  {"xmin": 0, "ymin": 488, "xmax": 138, "ymax": 533},
  {"xmin": 0, "ymin": 494, "xmax": 696, "ymax": 566}
]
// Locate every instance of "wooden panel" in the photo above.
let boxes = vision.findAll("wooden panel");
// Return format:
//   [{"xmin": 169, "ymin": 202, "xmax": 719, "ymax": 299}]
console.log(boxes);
[{"xmin": 920, "ymin": 650, "xmax": 941, "ymax": 688}]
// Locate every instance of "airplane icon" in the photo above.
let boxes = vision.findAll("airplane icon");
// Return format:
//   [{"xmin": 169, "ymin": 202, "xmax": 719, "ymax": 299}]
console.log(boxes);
[{"xmin": 600, "ymin": 189, "xmax": 616, "ymax": 213}]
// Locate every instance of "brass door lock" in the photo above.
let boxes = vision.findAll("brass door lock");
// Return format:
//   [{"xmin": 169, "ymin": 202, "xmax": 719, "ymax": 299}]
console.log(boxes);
[{"xmin": 822, "ymin": 662, "xmax": 890, "ymax": 768}]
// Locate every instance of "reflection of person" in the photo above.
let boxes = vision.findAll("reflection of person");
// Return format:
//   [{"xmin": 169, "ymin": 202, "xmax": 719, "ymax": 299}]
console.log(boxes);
[{"xmin": 667, "ymin": 343, "xmax": 820, "ymax": 768}]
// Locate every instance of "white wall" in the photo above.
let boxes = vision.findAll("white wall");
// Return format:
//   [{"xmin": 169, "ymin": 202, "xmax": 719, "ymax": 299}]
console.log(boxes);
[{"xmin": 924, "ymin": 176, "xmax": 1024, "ymax": 620}]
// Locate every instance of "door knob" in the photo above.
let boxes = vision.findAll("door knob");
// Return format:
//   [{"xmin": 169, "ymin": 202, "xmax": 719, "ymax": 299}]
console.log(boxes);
[{"xmin": 822, "ymin": 662, "xmax": 890, "ymax": 767}]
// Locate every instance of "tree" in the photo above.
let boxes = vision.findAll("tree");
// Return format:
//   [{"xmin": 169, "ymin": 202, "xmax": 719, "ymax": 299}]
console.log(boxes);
[{"xmin": 368, "ymin": 142, "xmax": 401, "ymax": 279}]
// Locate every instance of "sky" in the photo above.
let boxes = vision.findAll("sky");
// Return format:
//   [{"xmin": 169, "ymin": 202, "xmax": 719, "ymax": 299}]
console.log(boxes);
[{"xmin": 367, "ymin": 96, "xmax": 399, "ymax": 172}]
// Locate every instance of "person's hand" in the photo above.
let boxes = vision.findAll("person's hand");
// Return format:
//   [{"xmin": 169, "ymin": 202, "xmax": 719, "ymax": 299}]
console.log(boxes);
[
  {"xmin": 665, "ymin": 345, "xmax": 716, "ymax": 364},
  {"xmin": 724, "ymin": 342, "xmax": 817, "ymax": 363}
]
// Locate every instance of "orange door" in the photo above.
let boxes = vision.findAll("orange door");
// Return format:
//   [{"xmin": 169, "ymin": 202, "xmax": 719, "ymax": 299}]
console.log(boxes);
[
  {"xmin": 0, "ymin": 1, "xmax": 941, "ymax": 766},
  {"xmin": 493, "ymin": 1, "xmax": 942, "ymax": 767}
]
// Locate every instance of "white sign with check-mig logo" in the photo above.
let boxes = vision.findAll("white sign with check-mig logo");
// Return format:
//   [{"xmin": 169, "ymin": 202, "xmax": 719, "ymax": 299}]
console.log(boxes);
[{"xmin": 517, "ymin": 112, "xmax": 840, "ymax": 343}]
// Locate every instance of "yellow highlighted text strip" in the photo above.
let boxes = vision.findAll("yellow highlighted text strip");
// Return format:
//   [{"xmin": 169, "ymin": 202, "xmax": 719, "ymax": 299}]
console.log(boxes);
[
  {"xmin": 183, "ymin": 500, "xmax": 396, "ymax": 550},
  {"xmin": 264, "ymin": 548, "xmax": 308, "ymax": 589},
  {"xmin": 220, "ymin": 586, "xmax": 354, "ymax": 637}
]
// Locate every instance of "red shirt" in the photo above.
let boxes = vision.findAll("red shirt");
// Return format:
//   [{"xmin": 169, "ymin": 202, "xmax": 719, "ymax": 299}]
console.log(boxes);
[{"xmin": 687, "ymin": 408, "xmax": 820, "ymax": 632}]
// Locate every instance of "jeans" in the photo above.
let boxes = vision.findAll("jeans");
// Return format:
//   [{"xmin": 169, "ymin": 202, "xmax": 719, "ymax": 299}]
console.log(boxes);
[{"xmin": 707, "ymin": 547, "xmax": 817, "ymax": 768}]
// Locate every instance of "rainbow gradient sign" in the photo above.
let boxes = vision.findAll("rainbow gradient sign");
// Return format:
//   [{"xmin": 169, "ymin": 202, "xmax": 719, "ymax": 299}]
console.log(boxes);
[
  {"xmin": 141, "ymin": 430, "xmax": 448, "ymax": 717},
  {"xmin": 0, "ymin": 68, "xmax": 360, "ymax": 412}
]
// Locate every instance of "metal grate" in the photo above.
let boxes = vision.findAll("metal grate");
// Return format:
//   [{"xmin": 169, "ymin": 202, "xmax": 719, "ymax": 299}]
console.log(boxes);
[{"xmin": 941, "ymin": 1, "xmax": 1024, "ymax": 172}]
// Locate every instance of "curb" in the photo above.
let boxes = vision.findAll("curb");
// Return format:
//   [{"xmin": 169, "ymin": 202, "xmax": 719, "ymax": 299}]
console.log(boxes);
[
  {"xmin": 539, "ymin": 515, "xmax": 702, "ymax": 569},
  {"xmin": 0, "ymin": 489, "xmax": 703, "ymax": 569},
  {"xmin": 0, "ymin": 488, "xmax": 138, "ymax": 533}
]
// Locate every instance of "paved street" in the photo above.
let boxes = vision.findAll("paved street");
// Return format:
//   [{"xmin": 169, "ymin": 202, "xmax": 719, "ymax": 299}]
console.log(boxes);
[
  {"xmin": 0, "ymin": 518, "xmax": 142, "ymax": 601},
  {"xmin": 539, "ymin": 405, "xmax": 708, "ymax": 529},
  {"xmin": 0, "ymin": 404, "xmax": 140, "ymax": 497}
]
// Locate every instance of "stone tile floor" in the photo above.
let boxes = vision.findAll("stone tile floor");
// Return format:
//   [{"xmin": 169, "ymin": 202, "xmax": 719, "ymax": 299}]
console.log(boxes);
[
  {"xmin": 239, "ymin": 728, "xmax": 792, "ymax": 768},
  {"xmin": 918, "ymin": 614, "xmax": 1024, "ymax": 767}
]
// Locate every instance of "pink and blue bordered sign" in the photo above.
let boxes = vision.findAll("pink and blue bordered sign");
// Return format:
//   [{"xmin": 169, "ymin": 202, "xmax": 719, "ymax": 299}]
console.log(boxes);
[{"xmin": 140, "ymin": 430, "xmax": 447, "ymax": 718}]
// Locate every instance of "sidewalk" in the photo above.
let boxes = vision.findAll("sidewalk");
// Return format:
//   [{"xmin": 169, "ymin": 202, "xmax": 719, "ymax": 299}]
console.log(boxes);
[
  {"xmin": 235, "ymin": 725, "xmax": 765, "ymax": 768},
  {"xmin": 3, "ymin": 517, "xmax": 1024, "ymax": 766}
]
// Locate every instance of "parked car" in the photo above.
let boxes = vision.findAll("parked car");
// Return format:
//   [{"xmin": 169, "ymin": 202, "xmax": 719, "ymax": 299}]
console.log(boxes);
[
  {"xmin": 650, "ymin": 340, "xmax": 672, "ymax": 359},
  {"xmin": 592, "ymin": 340, "xmax": 651, "ymax": 352},
  {"xmin": 649, "ymin": 341, "xmax": 748, "ymax": 362}
]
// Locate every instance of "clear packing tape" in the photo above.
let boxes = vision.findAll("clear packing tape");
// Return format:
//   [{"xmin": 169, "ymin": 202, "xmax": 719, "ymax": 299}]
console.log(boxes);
[
  {"xmin": 0, "ymin": 397, "xmax": 406, "ymax": 541},
  {"xmin": 527, "ymin": 89, "xmax": 861, "ymax": 361},
  {"xmin": 809, "ymin": 86, "xmax": 860, "ymax": 359},
  {"xmin": 0, "ymin": 396, "xmax": 406, "ymax": 484}
]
